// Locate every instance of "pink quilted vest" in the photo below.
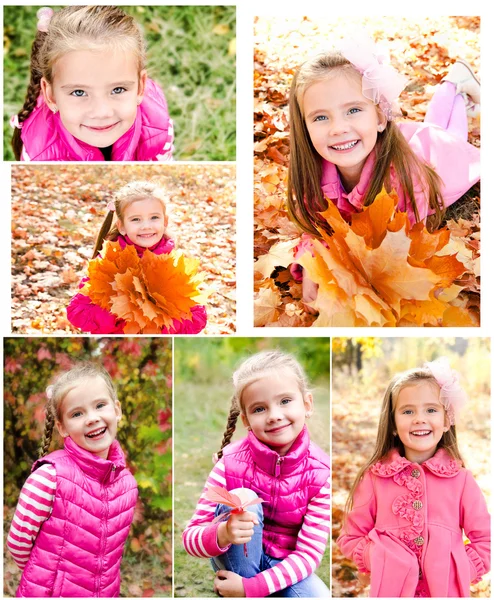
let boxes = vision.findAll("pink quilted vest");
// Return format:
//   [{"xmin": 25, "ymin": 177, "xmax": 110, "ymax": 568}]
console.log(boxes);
[
  {"xmin": 18, "ymin": 79, "xmax": 173, "ymax": 161},
  {"xmin": 17, "ymin": 437, "xmax": 138, "ymax": 598},
  {"xmin": 223, "ymin": 426, "xmax": 330, "ymax": 558}
]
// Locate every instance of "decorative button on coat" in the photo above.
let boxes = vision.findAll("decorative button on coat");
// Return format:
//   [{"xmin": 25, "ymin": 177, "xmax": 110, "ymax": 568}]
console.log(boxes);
[
  {"xmin": 413, "ymin": 500, "xmax": 423, "ymax": 510},
  {"xmin": 411, "ymin": 468, "xmax": 421, "ymax": 478},
  {"xmin": 415, "ymin": 536, "xmax": 425, "ymax": 546}
]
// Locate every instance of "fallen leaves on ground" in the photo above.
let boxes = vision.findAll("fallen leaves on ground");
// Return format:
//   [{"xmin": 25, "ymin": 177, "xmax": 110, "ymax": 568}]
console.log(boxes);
[
  {"xmin": 12, "ymin": 164, "xmax": 236, "ymax": 335},
  {"xmin": 254, "ymin": 16, "xmax": 480, "ymax": 327}
]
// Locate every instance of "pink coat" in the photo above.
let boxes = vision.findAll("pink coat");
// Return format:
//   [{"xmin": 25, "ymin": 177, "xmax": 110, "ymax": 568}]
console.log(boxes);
[
  {"xmin": 224, "ymin": 426, "xmax": 330, "ymax": 557},
  {"xmin": 67, "ymin": 234, "xmax": 207, "ymax": 334},
  {"xmin": 321, "ymin": 121, "xmax": 480, "ymax": 225},
  {"xmin": 337, "ymin": 449, "xmax": 490, "ymax": 597},
  {"xmin": 16, "ymin": 437, "xmax": 137, "ymax": 598},
  {"xmin": 18, "ymin": 79, "xmax": 174, "ymax": 161}
]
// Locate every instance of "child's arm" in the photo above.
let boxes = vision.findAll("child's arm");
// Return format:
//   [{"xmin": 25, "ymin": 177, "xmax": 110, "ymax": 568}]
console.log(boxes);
[
  {"xmin": 336, "ymin": 471, "xmax": 376, "ymax": 573},
  {"xmin": 182, "ymin": 458, "xmax": 233, "ymax": 557},
  {"xmin": 461, "ymin": 470, "xmax": 491, "ymax": 582},
  {"xmin": 240, "ymin": 475, "xmax": 330, "ymax": 598},
  {"xmin": 7, "ymin": 464, "xmax": 56, "ymax": 569}
]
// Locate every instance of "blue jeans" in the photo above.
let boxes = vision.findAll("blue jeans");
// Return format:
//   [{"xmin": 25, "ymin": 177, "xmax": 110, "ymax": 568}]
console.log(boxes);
[{"xmin": 211, "ymin": 489, "xmax": 329, "ymax": 598}]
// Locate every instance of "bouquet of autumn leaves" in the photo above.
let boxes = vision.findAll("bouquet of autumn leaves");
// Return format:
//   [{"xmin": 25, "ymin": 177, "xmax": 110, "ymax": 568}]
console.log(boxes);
[
  {"xmin": 80, "ymin": 241, "xmax": 208, "ymax": 334},
  {"xmin": 255, "ymin": 188, "xmax": 479, "ymax": 327}
]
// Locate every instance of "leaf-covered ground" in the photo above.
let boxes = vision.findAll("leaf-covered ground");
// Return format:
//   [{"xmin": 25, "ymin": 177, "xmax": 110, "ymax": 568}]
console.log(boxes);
[
  {"xmin": 331, "ymin": 338, "xmax": 490, "ymax": 597},
  {"xmin": 254, "ymin": 16, "xmax": 480, "ymax": 327},
  {"xmin": 11, "ymin": 164, "xmax": 236, "ymax": 335}
]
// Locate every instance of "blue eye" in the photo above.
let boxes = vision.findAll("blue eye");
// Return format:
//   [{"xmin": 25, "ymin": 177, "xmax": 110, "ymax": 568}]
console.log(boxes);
[
  {"xmin": 112, "ymin": 87, "xmax": 126, "ymax": 95},
  {"xmin": 71, "ymin": 89, "xmax": 86, "ymax": 97},
  {"xmin": 96, "ymin": 402, "xmax": 106, "ymax": 409},
  {"xmin": 280, "ymin": 398, "xmax": 291, "ymax": 405},
  {"xmin": 252, "ymin": 406, "xmax": 265, "ymax": 414},
  {"xmin": 71, "ymin": 410, "xmax": 83, "ymax": 418},
  {"xmin": 348, "ymin": 107, "xmax": 361, "ymax": 115},
  {"xmin": 313, "ymin": 115, "xmax": 327, "ymax": 122},
  {"xmin": 427, "ymin": 408, "xmax": 438, "ymax": 413},
  {"xmin": 403, "ymin": 409, "xmax": 413, "ymax": 415}
]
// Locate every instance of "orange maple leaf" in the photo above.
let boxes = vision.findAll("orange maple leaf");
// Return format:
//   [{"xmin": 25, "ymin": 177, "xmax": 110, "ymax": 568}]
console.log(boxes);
[
  {"xmin": 296, "ymin": 188, "xmax": 475, "ymax": 327},
  {"xmin": 80, "ymin": 241, "xmax": 207, "ymax": 333}
]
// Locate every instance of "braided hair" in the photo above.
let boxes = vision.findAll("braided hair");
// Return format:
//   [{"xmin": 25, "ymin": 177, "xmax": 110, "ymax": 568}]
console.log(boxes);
[
  {"xmin": 216, "ymin": 351, "xmax": 310, "ymax": 459},
  {"xmin": 38, "ymin": 362, "xmax": 117, "ymax": 458},
  {"xmin": 12, "ymin": 5, "xmax": 146, "ymax": 159}
]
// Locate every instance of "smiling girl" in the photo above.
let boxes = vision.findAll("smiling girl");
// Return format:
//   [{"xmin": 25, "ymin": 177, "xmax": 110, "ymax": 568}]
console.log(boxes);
[
  {"xmin": 287, "ymin": 33, "xmax": 480, "ymax": 308},
  {"xmin": 11, "ymin": 6, "xmax": 173, "ymax": 161},
  {"xmin": 182, "ymin": 351, "xmax": 331, "ymax": 598},
  {"xmin": 337, "ymin": 358, "xmax": 490, "ymax": 597},
  {"xmin": 6, "ymin": 363, "xmax": 138, "ymax": 598},
  {"xmin": 67, "ymin": 181, "xmax": 207, "ymax": 334}
]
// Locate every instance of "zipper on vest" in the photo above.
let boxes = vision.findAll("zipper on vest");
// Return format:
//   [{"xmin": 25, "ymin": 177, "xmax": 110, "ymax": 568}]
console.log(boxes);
[
  {"xmin": 96, "ymin": 484, "xmax": 110, "ymax": 596},
  {"xmin": 275, "ymin": 456, "xmax": 283, "ymax": 478}
]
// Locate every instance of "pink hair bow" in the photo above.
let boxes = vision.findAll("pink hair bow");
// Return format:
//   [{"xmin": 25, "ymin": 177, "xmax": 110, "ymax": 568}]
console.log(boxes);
[
  {"xmin": 37, "ymin": 7, "xmax": 54, "ymax": 33},
  {"xmin": 424, "ymin": 357, "xmax": 467, "ymax": 426},
  {"xmin": 338, "ymin": 33, "xmax": 408, "ymax": 120}
]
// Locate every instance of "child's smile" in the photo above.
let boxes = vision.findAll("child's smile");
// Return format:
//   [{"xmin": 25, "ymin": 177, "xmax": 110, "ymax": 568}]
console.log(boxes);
[
  {"xmin": 117, "ymin": 197, "xmax": 167, "ymax": 248},
  {"xmin": 303, "ymin": 72, "xmax": 386, "ymax": 190},
  {"xmin": 56, "ymin": 376, "xmax": 121, "ymax": 459},
  {"xmin": 41, "ymin": 48, "xmax": 147, "ymax": 149},
  {"xmin": 241, "ymin": 369, "xmax": 313, "ymax": 456},
  {"xmin": 394, "ymin": 382, "xmax": 448, "ymax": 464}
]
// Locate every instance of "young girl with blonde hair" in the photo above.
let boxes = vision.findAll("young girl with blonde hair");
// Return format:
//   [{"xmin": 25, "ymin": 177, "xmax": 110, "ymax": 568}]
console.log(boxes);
[
  {"xmin": 67, "ymin": 180, "xmax": 207, "ymax": 334},
  {"xmin": 7, "ymin": 363, "xmax": 137, "ymax": 598},
  {"xmin": 183, "ymin": 350, "xmax": 331, "ymax": 598},
  {"xmin": 11, "ymin": 5, "xmax": 173, "ymax": 161},
  {"xmin": 337, "ymin": 358, "xmax": 490, "ymax": 597},
  {"xmin": 287, "ymin": 34, "xmax": 480, "ymax": 303}
]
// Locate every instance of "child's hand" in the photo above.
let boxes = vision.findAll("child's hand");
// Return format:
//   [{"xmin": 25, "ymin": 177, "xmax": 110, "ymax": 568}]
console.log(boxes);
[
  {"xmin": 302, "ymin": 276, "xmax": 319, "ymax": 314},
  {"xmin": 357, "ymin": 572, "xmax": 370, "ymax": 586},
  {"xmin": 217, "ymin": 511, "xmax": 258, "ymax": 547},
  {"xmin": 214, "ymin": 570, "xmax": 245, "ymax": 597}
]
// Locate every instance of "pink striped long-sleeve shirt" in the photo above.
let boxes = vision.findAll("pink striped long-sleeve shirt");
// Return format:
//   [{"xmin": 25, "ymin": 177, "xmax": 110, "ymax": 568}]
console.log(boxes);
[
  {"xmin": 7, "ymin": 464, "xmax": 56, "ymax": 569},
  {"xmin": 182, "ymin": 458, "xmax": 331, "ymax": 597}
]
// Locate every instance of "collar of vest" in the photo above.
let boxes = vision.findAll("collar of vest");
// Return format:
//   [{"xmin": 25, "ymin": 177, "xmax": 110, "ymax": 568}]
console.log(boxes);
[
  {"xmin": 35, "ymin": 437, "xmax": 128, "ymax": 482},
  {"xmin": 246, "ymin": 426, "xmax": 310, "ymax": 476},
  {"xmin": 117, "ymin": 233, "xmax": 175, "ymax": 257}
]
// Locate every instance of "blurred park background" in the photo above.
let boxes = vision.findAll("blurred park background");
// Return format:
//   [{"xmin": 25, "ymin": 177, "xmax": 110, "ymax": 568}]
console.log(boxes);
[
  {"xmin": 331, "ymin": 337, "xmax": 490, "ymax": 598},
  {"xmin": 4, "ymin": 5, "xmax": 236, "ymax": 160},
  {"xmin": 174, "ymin": 337, "xmax": 330, "ymax": 597},
  {"xmin": 4, "ymin": 337, "xmax": 172, "ymax": 597}
]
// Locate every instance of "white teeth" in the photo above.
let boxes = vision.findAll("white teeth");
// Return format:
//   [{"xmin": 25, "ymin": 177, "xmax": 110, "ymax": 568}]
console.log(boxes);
[
  {"xmin": 411, "ymin": 431, "xmax": 431, "ymax": 436},
  {"xmin": 86, "ymin": 427, "xmax": 106, "ymax": 438},
  {"xmin": 331, "ymin": 140, "xmax": 358, "ymax": 150}
]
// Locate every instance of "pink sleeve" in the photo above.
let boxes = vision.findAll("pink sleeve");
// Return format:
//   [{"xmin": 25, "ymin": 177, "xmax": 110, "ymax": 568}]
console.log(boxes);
[
  {"xmin": 162, "ymin": 305, "xmax": 207, "ymax": 335},
  {"xmin": 461, "ymin": 470, "xmax": 491, "ymax": 583},
  {"xmin": 290, "ymin": 234, "xmax": 329, "ymax": 283},
  {"xmin": 182, "ymin": 459, "xmax": 231, "ymax": 558},
  {"xmin": 242, "ymin": 476, "xmax": 330, "ymax": 597},
  {"xmin": 67, "ymin": 292, "xmax": 125, "ymax": 334},
  {"xmin": 7, "ymin": 464, "xmax": 56, "ymax": 569},
  {"xmin": 336, "ymin": 471, "xmax": 376, "ymax": 573}
]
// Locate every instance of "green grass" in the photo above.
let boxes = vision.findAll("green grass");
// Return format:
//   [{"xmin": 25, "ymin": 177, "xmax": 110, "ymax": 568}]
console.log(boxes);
[
  {"xmin": 174, "ymin": 339, "xmax": 330, "ymax": 597},
  {"xmin": 3, "ymin": 5, "xmax": 236, "ymax": 161}
]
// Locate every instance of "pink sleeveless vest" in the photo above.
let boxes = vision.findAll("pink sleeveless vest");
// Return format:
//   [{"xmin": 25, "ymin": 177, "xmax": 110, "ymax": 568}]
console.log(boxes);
[
  {"xmin": 17, "ymin": 437, "xmax": 138, "ymax": 598},
  {"xmin": 222, "ymin": 426, "xmax": 330, "ymax": 558}
]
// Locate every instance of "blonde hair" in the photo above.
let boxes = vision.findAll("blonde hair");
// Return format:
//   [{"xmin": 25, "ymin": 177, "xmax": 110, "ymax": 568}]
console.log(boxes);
[
  {"xmin": 39, "ymin": 363, "xmax": 117, "ymax": 458},
  {"xmin": 217, "ymin": 350, "xmax": 310, "ymax": 459},
  {"xmin": 12, "ymin": 5, "xmax": 146, "ymax": 160},
  {"xmin": 92, "ymin": 181, "xmax": 169, "ymax": 258},
  {"xmin": 287, "ymin": 51, "xmax": 445, "ymax": 235},
  {"xmin": 345, "ymin": 367, "xmax": 464, "ymax": 513}
]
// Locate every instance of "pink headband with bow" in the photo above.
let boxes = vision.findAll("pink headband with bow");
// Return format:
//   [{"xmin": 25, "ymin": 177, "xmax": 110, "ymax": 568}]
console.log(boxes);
[
  {"xmin": 37, "ymin": 7, "xmax": 54, "ymax": 33},
  {"xmin": 338, "ymin": 33, "xmax": 408, "ymax": 120},
  {"xmin": 424, "ymin": 357, "xmax": 467, "ymax": 426}
]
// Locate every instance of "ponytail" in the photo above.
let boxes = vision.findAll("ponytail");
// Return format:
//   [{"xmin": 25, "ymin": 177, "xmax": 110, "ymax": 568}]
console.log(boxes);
[
  {"xmin": 12, "ymin": 31, "xmax": 46, "ymax": 160},
  {"xmin": 92, "ymin": 210, "xmax": 116, "ymax": 258},
  {"xmin": 217, "ymin": 398, "xmax": 240, "ymax": 460}
]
